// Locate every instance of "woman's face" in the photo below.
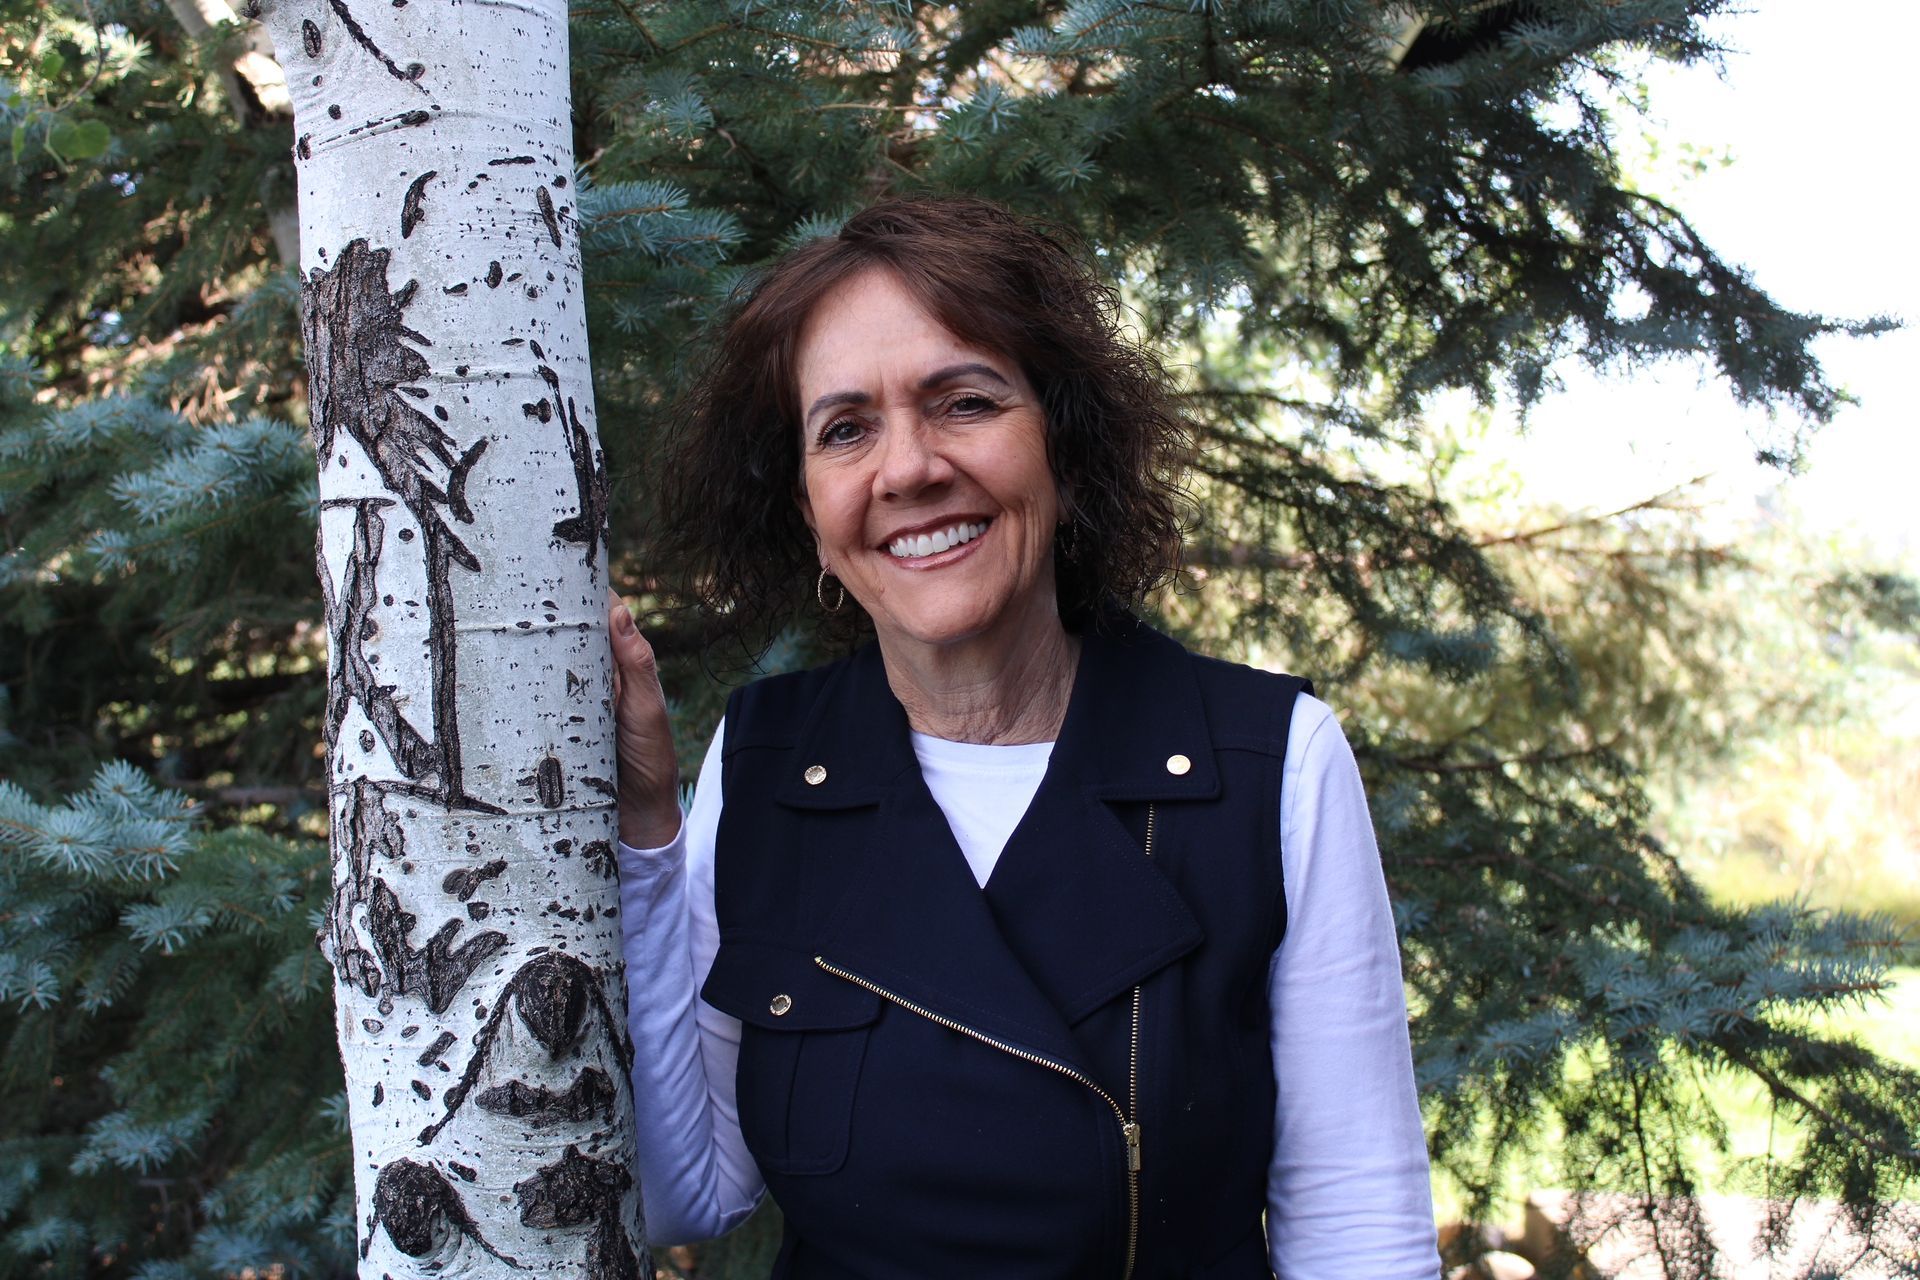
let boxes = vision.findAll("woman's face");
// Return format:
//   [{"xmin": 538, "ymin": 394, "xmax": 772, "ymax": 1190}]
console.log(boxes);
[{"xmin": 794, "ymin": 266, "xmax": 1062, "ymax": 659}]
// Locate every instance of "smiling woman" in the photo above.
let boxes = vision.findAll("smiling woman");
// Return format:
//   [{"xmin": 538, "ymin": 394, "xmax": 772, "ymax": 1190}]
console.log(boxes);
[
  {"xmin": 607, "ymin": 196, "xmax": 1440, "ymax": 1278},
  {"xmin": 649, "ymin": 196, "xmax": 1190, "ymax": 659},
  {"xmin": 793, "ymin": 268, "xmax": 1073, "ymax": 740}
]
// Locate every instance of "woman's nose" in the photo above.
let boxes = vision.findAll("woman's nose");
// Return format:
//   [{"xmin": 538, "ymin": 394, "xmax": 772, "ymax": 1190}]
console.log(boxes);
[{"xmin": 874, "ymin": 419, "xmax": 953, "ymax": 498}]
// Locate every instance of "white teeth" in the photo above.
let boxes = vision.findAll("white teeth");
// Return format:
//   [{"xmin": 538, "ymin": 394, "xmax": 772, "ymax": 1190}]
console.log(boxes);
[{"xmin": 888, "ymin": 521, "xmax": 987, "ymax": 559}]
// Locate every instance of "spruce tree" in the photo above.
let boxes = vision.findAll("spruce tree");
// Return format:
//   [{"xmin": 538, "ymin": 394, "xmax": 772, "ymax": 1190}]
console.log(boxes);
[{"xmin": 2, "ymin": 1, "xmax": 1915, "ymax": 1277}]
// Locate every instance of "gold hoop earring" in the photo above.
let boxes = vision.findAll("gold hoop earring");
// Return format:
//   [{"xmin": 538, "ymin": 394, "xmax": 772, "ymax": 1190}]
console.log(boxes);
[{"xmin": 816, "ymin": 568, "xmax": 846, "ymax": 614}]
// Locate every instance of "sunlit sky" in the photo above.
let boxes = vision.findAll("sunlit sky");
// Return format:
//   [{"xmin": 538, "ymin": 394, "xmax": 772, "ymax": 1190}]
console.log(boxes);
[{"xmin": 1489, "ymin": 0, "xmax": 1917, "ymax": 566}]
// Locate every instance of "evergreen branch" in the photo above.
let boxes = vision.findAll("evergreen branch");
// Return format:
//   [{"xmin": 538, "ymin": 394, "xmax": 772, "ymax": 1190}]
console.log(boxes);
[
  {"xmin": 1473, "ymin": 477, "xmax": 1715, "ymax": 549},
  {"xmin": 1720, "ymin": 1045, "xmax": 1920, "ymax": 1167}
]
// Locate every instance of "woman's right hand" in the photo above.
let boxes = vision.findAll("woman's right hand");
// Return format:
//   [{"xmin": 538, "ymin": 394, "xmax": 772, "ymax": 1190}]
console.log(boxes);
[{"xmin": 608, "ymin": 592, "xmax": 683, "ymax": 849}]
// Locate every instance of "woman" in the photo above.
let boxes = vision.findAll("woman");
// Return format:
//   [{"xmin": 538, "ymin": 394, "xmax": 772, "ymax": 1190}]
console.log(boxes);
[{"xmin": 607, "ymin": 196, "xmax": 1438, "ymax": 1278}]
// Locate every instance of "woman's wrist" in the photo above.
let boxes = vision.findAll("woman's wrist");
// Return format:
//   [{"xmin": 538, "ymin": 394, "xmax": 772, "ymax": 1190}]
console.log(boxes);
[{"xmin": 619, "ymin": 789, "xmax": 684, "ymax": 850}]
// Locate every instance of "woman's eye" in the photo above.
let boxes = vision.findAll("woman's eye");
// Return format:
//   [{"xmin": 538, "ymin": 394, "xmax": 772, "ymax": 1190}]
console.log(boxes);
[
  {"xmin": 947, "ymin": 395, "xmax": 995, "ymax": 415},
  {"xmin": 818, "ymin": 418, "xmax": 865, "ymax": 446}
]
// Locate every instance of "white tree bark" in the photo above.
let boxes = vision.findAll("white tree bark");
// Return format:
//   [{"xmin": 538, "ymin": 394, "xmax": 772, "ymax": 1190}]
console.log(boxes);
[{"xmin": 251, "ymin": 1, "xmax": 644, "ymax": 1273}]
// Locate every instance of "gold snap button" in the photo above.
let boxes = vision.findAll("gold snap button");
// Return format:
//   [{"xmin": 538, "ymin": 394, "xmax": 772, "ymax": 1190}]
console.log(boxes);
[
  {"xmin": 803, "ymin": 764, "xmax": 827, "ymax": 786},
  {"xmin": 769, "ymin": 994, "xmax": 793, "ymax": 1016},
  {"xmin": 1165, "ymin": 753, "xmax": 1191, "ymax": 776}
]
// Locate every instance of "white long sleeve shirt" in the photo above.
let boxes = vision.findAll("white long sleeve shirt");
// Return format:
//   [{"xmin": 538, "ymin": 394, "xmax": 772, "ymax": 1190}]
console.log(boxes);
[{"xmin": 616, "ymin": 692, "xmax": 1440, "ymax": 1279}]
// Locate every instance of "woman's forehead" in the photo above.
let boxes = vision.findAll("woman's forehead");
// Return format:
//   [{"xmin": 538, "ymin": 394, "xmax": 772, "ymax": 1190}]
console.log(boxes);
[{"xmin": 793, "ymin": 269, "xmax": 1012, "ymax": 394}]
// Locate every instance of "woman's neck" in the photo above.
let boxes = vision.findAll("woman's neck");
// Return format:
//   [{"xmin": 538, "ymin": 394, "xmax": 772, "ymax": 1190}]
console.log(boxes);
[{"xmin": 880, "ymin": 618, "xmax": 1080, "ymax": 745}]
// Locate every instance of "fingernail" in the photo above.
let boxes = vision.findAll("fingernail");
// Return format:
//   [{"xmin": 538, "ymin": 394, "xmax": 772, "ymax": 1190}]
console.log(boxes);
[{"xmin": 617, "ymin": 609, "xmax": 634, "ymax": 635}]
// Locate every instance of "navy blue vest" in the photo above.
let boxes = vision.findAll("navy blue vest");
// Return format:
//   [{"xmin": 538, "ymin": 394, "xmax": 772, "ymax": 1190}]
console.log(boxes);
[{"xmin": 700, "ymin": 617, "xmax": 1310, "ymax": 1278}]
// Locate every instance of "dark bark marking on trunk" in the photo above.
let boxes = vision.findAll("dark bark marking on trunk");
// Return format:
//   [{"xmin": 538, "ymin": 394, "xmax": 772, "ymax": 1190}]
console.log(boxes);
[
  {"xmin": 373, "ymin": 1082, "xmax": 385, "ymax": 1105},
  {"xmin": 579, "ymin": 775, "xmax": 616, "ymax": 799},
  {"xmin": 449, "ymin": 1161, "xmax": 476, "ymax": 1182},
  {"xmin": 513, "ymin": 951, "xmax": 592, "ymax": 1054},
  {"xmin": 297, "ymin": 134, "xmax": 313, "ymax": 160},
  {"xmin": 301, "ymin": 18, "xmax": 323, "ymax": 56},
  {"xmin": 411, "ymin": 1079, "xmax": 431, "ymax": 1099},
  {"xmin": 329, "ymin": 103, "xmax": 343, "ymax": 119},
  {"xmin": 400, "ymin": 170, "xmax": 437, "ymax": 239},
  {"xmin": 421, "ymin": 520, "xmax": 469, "ymax": 801},
  {"xmin": 366, "ymin": 876, "xmax": 508, "ymax": 1014},
  {"xmin": 443, "ymin": 282, "xmax": 466, "ymax": 295},
  {"xmin": 367, "ymin": 1159, "xmax": 516, "ymax": 1265},
  {"xmin": 327, "ymin": 0, "xmax": 430, "ymax": 91},
  {"xmin": 525, "ymin": 754, "xmax": 565, "ymax": 808},
  {"xmin": 442, "ymin": 858, "xmax": 507, "ymax": 901},
  {"xmin": 467, "ymin": 901, "xmax": 490, "ymax": 920},
  {"xmin": 417, "ymin": 1030, "xmax": 458, "ymax": 1066},
  {"xmin": 551, "ymin": 397, "xmax": 609, "ymax": 567},
  {"xmin": 323, "ymin": 501, "xmax": 437, "ymax": 782},
  {"xmin": 315, "ymin": 536, "xmax": 341, "ymax": 747},
  {"xmin": 475, "ymin": 1068, "xmax": 616, "ymax": 1128},
  {"xmin": 418, "ymin": 952, "xmax": 630, "ymax": 1144},
  {"xmin": 588, "ymin": 1215, "xmax": 643, "ymax": 1280},
  {"xmin": 485, "ymin": 261, "xmax": 503, "ymax": 288},
  {"xmin": 490, "ymin": 155, "xmax": 536, "ymax": 165},
  {"xmin": 328, "ymin": 777, "xmax": 408, "ymax": 994},
  {"xmin": 515, "ymin": 1148, "xmax": 643, "ymax": 1280},
  {"xmin": 514, "ymin": 1144, "xmax": 630, "ymax": 1229},
  {"xmin": 536, "ymin": 185, "xmax": 563, "ymax": 247},
  {"xmin": 304, "ymin": 239, "xmax": 493, "ymax": 807},
  {"xmin": 582, "ymin": 839, "xmax": 615, "ymax": 879},
  {"xmin": 343, "ymin": 109, "xmax": 432, "ymax": 140}
]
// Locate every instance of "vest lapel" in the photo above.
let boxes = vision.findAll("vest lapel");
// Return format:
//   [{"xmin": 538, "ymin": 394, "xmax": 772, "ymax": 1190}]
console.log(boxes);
[
  {"xmin": 782, "ymin": 645, "xmax": 1093, "ymax": 1075},
  {"xmin": 982, "ymin": 617, "xmax": 1210, "ymax": 1024}
]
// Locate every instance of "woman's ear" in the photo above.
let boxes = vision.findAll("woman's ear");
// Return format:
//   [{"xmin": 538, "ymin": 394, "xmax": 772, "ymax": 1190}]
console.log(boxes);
[
  {"xmin": 793, "ymin": 485, "xmax": 827, "ymax": 570},
  {"xmin": 795, "ymin": 485, "xmax": 818, "ymax": 541}
]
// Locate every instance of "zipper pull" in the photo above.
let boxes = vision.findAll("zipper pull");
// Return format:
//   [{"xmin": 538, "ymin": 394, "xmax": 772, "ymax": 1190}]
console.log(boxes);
[{"xmin": 1123, "ymin": 1121, "xmax": 1142, "ymax": 1172}]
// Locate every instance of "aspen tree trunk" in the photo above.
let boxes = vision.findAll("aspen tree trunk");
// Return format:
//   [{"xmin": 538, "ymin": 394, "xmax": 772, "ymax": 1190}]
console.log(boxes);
[{"xmin": 249, "ymin": 1, "xmax": 646, "ymax": 1273}]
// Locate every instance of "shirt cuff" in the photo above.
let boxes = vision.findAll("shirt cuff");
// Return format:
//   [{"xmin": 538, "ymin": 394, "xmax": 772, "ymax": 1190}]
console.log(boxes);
[{"xmin": 616, "ymin": 808, "xmax": 687, "ymax": 869}]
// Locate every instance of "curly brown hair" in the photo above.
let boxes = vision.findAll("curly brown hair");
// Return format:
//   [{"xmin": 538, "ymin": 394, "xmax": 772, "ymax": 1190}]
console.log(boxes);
[{"xmin": 649, "ymin": 194, "xmax": 1191, "ymax": 653}]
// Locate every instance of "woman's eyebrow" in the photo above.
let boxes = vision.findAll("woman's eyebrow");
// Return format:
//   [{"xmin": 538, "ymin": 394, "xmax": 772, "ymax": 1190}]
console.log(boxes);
[
  {"xmin": 804, "ymin": 388, "xmax": 869, "ymax": 427},
  {"xmin": 804, "ymin": 362, "xmax": 1012, "ymax": 427},
  {"xmin": 919, "ymin": 362, "xmax": 1011, "ymax": 392}
]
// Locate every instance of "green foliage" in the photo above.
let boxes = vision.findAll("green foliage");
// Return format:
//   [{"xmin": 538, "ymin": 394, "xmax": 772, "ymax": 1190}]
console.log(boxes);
[
  {"xmin": 2, "ymin": 0, "xmax": 1916, "ymax": 1274},
  {"xmin": 0, "ymin": 762, "xmax": 348, "ymax": 1279}
]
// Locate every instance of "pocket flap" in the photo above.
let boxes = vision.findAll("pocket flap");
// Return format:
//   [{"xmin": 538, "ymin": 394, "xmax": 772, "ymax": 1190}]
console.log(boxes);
[{"xmin": 702, "ymin": 939, "xmax": 882, "ymax": 1031}]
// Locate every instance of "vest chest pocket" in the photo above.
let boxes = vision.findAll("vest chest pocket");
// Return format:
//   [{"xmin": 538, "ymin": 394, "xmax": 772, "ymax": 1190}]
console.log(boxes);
[{"xmin": 702, "ymin": 940, "xmax": 882, "ymax": 1177}]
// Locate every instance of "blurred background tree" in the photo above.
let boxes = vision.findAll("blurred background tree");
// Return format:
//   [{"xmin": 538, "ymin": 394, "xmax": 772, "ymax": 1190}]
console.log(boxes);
[{"xmin": 2, "ymin": 0, "xmax": 1915, "ymax": 1276}]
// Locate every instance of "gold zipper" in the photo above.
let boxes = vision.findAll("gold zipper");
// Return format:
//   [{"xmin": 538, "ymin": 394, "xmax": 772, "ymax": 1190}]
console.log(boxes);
[
  {"xmin": 812, "ymin": 953, "xmax": 1141, "ymax": 1276},
  {"xmin": 1121, "ymin": 804, "xmax": 1155, "ymax": 1278}
]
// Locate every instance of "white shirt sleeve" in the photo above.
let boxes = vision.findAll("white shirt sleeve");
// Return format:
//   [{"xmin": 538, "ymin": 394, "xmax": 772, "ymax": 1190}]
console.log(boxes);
[
  {"xmin": 615, "ymin": 717, "xmax": 763, "ymax": 1245},
  {"xmin": 1266, "ymin": 695, "xmax": 1440, "ymax": 1279}
]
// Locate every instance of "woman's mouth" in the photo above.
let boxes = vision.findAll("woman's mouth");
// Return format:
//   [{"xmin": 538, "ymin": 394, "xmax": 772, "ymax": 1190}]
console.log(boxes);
[{"xmin": 886, "ymin": 520, "xmax": 990, "ymax": 560}]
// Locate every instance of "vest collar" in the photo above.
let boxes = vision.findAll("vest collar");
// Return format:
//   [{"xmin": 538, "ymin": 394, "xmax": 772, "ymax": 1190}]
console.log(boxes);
[{"xmin": 773, "ymin": 613, "xmax": 1221, "ymax": 812}]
